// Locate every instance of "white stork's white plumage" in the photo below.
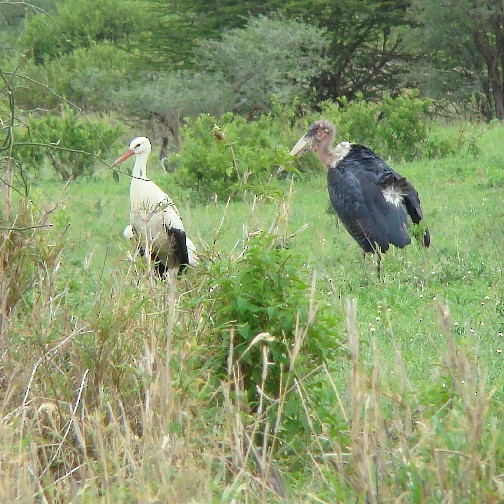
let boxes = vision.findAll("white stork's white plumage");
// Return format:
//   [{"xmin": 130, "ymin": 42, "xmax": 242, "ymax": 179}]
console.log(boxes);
[{"xmin": 113, "ymin": 136, "xmax": 198, "ymax": 276}]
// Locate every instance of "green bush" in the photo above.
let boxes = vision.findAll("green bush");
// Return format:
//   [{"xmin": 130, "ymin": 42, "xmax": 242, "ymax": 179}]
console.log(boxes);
[
  {"xmin": 170, "ymin": 112, "xmax": 297, "ymax": 201},
  {"xmin": 1, "ymin": 103, "xmax": 45, "ymax": 178},
  {"xmin": 21, "ymin": 0, "xmax": 142, "ymax": 64},
  {"xmin": 319, "ymin": 90, "xmax": 436, "ymax": 160},
  {"xmin": 13, "ymin": 106, "xmax": 123, "ymax": 179},
  {"xmin": 194, "ymin": 232, "xmax": 343, "ymax": 437}
]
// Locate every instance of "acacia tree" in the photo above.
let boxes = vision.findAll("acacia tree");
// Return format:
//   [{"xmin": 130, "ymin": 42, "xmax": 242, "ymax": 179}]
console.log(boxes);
[
  {"xmin": 409, "ymin": 0, "xmax": 504, "ymax": 121},
  {"xmin": 138, "ymin": 0, "xmax": 414, "ymax": 101},
  {"xmin": 303, "ymin": 0, "xmax": 414, "ymax": 101},
  {"xmin": 116, "ymin": 16, "xmax": 329, "ymax": 137}
]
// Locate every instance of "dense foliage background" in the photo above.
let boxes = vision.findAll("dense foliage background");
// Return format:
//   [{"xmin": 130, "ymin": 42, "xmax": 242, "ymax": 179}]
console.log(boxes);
[
  {"xmin": 2, "ymin": 0, "xmax": 504, "ymax": 185},
  {"xmin": 3, "ymin": 0, "xmax": 504, "ymax": 129}
]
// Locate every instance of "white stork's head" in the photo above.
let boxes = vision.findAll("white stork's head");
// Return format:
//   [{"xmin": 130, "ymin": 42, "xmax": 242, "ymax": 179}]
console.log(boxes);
[{"xmin": 112, "ymin": 137, "xmax": 152, "ymax": 167}]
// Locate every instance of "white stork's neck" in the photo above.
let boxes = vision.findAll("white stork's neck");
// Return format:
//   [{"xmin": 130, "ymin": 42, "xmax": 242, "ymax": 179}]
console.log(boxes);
[{"xmin": 132, "ymin": 151, "xmax": 149, "ymax": 179}]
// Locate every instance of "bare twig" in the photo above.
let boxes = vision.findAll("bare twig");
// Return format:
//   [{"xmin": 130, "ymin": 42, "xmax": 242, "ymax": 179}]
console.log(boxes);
[
  {"xmin": 2, "ymin": 71, "xmax": 113, "ymax": 156},
  {"xmin": 38, "ymin": 369, "xmax": 89, "ymax": 479},
  {"xmin": 0, "ymin": 224, "xmax": 52, "ymax": 231}
]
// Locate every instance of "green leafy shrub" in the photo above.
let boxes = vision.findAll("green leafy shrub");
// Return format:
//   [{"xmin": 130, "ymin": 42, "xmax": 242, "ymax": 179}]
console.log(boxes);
[
  {"xmin": 195, "ymin": 231, "xmax": 343, "ymax": 436},
  {"xmin": 318, "ymin": 90, "xmax": 437, "ymax": 160},
  {"xmin": 1, "ymin": 80, "xmax": 42, "ymax": 185},
  {"xmin": 171, "ymin": 112, "xmax": 297, "ymax": 201},
  {"xmin": 13, "ymin": 106, "xmax": 123, "ymax": 179},
  {"xmin": 421, "ymin": 131, "xmax": 460, "ymax": 159},
  {"xmin": 21, "ymin": 0, "xmax": 142, "ymax": 64}
]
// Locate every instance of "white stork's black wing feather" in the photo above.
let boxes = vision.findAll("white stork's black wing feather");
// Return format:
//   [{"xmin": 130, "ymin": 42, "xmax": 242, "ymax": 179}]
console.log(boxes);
[{"xmin": 166, "ymin": 226, "xmax": 190, "ymax": 274}]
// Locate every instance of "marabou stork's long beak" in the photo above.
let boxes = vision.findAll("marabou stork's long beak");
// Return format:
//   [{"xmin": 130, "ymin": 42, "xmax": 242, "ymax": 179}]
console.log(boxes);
[
  {"xmin": 290, "ymin": 134, "xmax": 315, "ymax": 156},
  {"xmin": 112, "ymin": 148, "xmax": 135, "ymax": 167}
]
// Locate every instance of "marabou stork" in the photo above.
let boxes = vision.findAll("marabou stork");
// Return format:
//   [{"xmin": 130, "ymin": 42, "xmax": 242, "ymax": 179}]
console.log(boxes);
[
  {"xmin": 113, "ymin": 136, "xmax": 198, "ymax": 276},
  {"xmin": 290, "ymin": 119, "xmax": 430, "ymax": 275}
]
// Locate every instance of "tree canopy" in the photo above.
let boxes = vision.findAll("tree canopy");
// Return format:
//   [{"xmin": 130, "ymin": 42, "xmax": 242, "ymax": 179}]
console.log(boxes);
[
  {"xmin": 136, "ymin": 0, "xmax": 415, "ymax": 100},
  {"xmin": 409, "ymin": 0, "xmax": 504, "ymax": 121},
  {"xmin": 2, "ymin": 0, "xmax": 504, "ymax": 124}
]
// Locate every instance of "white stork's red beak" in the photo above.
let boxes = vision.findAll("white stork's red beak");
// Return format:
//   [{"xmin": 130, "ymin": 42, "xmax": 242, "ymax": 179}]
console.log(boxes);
[{"xmin": 112, "ymin": 148, "xmax": 135, "ymax": 167}]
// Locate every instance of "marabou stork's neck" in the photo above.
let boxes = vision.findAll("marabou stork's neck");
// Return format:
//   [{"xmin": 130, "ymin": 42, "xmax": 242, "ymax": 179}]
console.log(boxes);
[
  {"xmin": 314, "ymin": 128, "xmax": 350, "ymax": 169},
  {"xmin": 315, "ymin": 141, "xmax": 337, "ymax": 169},
  {"xmin": 133, "ymin": 150, "xmax": 149, "ymax": 180}
]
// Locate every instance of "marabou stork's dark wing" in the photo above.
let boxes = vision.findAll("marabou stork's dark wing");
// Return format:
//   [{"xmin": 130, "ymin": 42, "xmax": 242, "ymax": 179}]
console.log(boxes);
[
  {"xmin": 328, "ymin": 145, "xmax": 413, "ymax": 252},
  {"xmin": 343, "ymin": 145, "xmax": 430, "ymax": 246}
]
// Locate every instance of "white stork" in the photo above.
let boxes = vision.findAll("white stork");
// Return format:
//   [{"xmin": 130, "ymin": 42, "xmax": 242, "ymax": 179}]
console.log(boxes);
[{"xmin": 113, "ymin": 136, "xmax": 198, "ymax": 276}]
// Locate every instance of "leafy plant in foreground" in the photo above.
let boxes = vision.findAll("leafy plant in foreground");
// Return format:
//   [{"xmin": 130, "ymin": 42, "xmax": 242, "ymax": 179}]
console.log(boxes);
[{"xmin": 196, "ymin": 231, "xmax": 344, "ymax": 439}]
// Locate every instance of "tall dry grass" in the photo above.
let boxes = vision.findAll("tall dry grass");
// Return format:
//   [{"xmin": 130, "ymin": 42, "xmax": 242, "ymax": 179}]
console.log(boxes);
[{"xmin": 0, "ymin": 195, "xmax": 502, "ymax": 503}]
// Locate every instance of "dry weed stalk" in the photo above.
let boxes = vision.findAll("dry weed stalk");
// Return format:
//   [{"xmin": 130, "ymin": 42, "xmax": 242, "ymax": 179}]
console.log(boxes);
[
  {"xmin": 431, "ymin": 303, "xmax": 500, "ymax": 501},
  {"xmin": 345, "ymin": 297, "xmax": 384, "ymax": 503},
  {"xmin": 222, "ymin": 329, "xmax": 287, "ymax": 501},
  {"xmin": 0, "ymin": 200, "xmax": 61, "ymax": 342}
]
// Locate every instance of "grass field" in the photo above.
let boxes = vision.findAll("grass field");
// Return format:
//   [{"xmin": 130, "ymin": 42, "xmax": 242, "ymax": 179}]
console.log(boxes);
[{"xmin": 1, "ymin": 121, "xmax": 503, "ymax": 502}]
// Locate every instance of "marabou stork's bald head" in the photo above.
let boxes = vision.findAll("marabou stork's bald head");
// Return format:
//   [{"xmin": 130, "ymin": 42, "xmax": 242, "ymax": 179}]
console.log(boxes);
[
  {"xmin": 290, "ymin": 119, "xmax": 336, "ymax": 156},
  {"xmin": 291, "ymin": 119, "xmax": 348, "ymax": 169}
]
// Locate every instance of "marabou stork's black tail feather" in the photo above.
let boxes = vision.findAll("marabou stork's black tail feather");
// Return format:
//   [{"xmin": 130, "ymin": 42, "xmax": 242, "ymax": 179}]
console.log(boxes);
[
  {"xmin": 422, "ymin": 227, "xmax": 431, "ymax": 248},
  {"xmin": 387, "ymin": 205, "xmax": 411, "ymax": 250},
  {"xmin": 380, "ymin": 174, "xmax": 430, "ymax": 248}
]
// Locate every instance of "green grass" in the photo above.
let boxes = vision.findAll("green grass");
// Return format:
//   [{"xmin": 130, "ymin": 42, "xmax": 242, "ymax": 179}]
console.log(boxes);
[{"xmin": 1, "ymin": 121, "xmax": 503, "ymax": 502}]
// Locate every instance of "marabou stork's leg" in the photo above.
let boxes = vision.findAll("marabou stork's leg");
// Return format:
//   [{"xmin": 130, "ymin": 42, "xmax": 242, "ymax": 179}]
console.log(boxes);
[
  {"xmin": 366, "ymin": 241, "xmax": 382, "ymax": 279},
  {"xmin": 376, "ymin": 252, "xmax": 382, "ymax": 279}
]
